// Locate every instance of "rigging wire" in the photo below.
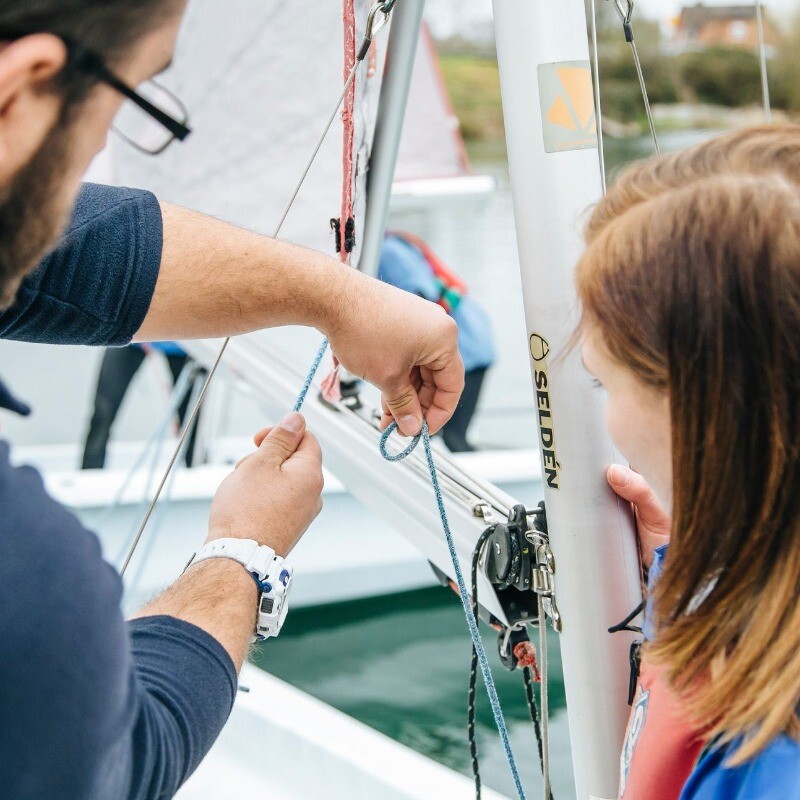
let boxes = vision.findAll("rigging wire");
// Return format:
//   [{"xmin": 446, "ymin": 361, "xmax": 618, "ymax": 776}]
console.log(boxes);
[
  {"xmin": 754, "ymin": 1, "xmax": 772, "ymax": 122},
  {"xmin": 121, "ymin": 6, "xmax": 390, "ymax": 577},
  {"xmin": 97, "ymin": 362, "xmax": 196, "ymax": 547},
  {"xmin": 609, "ymin": 0, "xmax": 660, "ymax": 155},
  {"xmin": 538, "ymin": 593, "xmax": 551, "ymax": 800},
  {"xmin": 590, "ymin": 0, "xmax": 607, "ymax": 195},
  {"xmin": 125, "ymin": 371, "xmax": 206, "ymax": 594}
]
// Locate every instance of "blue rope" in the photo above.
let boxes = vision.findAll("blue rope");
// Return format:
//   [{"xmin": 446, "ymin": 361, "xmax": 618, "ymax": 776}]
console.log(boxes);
[
  {"xmin": 293, "ymin": 339, "xmax": 329, "ymax": 412},
  {"xmin": 380, "ymin": 421, "xmax": 527, "ymax": 800},
  {"xmin": 295, "ymin": 340, "xmax": 527, "ymax": 799}
]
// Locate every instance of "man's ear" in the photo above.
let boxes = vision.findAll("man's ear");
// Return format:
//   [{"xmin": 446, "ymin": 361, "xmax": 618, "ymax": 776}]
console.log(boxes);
[{"xmin": 0, "ymin": 34, "xmax": 68, "ymax": 180}]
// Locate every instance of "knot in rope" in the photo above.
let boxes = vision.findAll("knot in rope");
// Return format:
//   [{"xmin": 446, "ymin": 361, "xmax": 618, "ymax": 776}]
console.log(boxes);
[{"xmin": 514, "ymin": 641, "xmax": 541, "ymax": 681}]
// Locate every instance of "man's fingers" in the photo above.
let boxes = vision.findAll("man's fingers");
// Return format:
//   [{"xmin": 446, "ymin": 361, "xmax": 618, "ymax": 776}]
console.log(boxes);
[
  {"xmin": 257, "ymin": 412, "xmax": 306, "ymax": 465},
  {"xmin": 283, "ymin": 431, "xmax": 324, "ymax": 494},
  {"xmin": 379, "ymin": 351, "xmax": 465, "ymax": 437},
  {"xmin": 253, "ymin": 427, "xmax": 273, "ymax": 448},
  {"xmin": 421, "ymin": 355, "xmax": 464, "ymax": 435},
  {"xmin": 607, "ymin": 464, "xmax": 671, "ymax": 532},
  {"xmin": 292, "ymin": 429, "xmax": 323, "ymax": 464},
  {"xmin": 383, "ymin": 381, "xmax": 424, "ymax": 436}
]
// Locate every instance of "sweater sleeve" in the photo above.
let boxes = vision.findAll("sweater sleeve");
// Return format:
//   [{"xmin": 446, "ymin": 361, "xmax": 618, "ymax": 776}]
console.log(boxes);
[
  {"xmin": 0, "ymin": 182, "xmax": 162, "ymax": 346},
  {"xmin": 0, "ymin": 441, "xmax": 236, "ymax": 800},
  {"xmin": 125, "ymin": 617, "xmax": 237, "ymax": 799}
]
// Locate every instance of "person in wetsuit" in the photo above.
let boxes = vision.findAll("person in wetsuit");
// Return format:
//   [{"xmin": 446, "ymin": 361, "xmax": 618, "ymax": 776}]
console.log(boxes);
[{"xmin": 82, "ymin": 342, "xmax": 204, "ymax": 469}]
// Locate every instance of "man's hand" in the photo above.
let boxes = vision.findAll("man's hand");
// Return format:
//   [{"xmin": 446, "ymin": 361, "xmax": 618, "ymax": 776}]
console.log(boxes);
[
  {"xmin": 207, "ymin": 412, "xmax": 323, "ymax": 556},
  {"xmin": 133, "ymin": 413, "xmax": 323, "ymax": 670},
  {"xmin": 325, "ymin": 277, "xmax": 464, "ymax": 437},
  {"xmin": 607, "ymin": 464, "xmax": 671, "ymax": 569},
  {"xmin": 140, "ymin": 205, "xmax": 465, "ymax": 436}
]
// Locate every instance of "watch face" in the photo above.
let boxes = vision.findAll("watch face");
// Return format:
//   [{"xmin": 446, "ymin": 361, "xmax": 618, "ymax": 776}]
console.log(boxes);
[{"xmin": 260, "ymin": 596, "xmax": 275, "ymax": 614}]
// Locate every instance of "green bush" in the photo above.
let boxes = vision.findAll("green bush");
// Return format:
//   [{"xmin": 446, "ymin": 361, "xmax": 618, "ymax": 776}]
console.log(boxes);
[
  {"xmin": 598, "ymin": 50, "xmax": 679, "ymax": 121},
  {"xmin": 679, "ymin": 47, "xmax": 762, "ymax": 107},
  {"xmin": 600, "ymin": 80, "xmax": 646, "ymax": 122},
  {"xmin": 771, "ymin": 17, "xmax": 800, "ymax": 113},
  {"xmin": 438, "ymin": 55, "xmax": 505, "ymax": 142}
]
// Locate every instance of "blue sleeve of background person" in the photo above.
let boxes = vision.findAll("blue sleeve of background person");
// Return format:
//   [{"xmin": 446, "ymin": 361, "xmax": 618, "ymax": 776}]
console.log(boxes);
[
  {"xmin": 0, "ymin": 441, "xmax": 236, "ymax": 800},
  {"xmin": 380, "ymin": 236, "xmax": 495, "ymax": 370},
  {"xmin": 0, "ymin": 182, "xmax": 162, "ymax": 346},
  {"xmin": 642, "ymin": 543, "xmax": 669, "ymax": 640},
  {"xmin": 378, "ymin": 235, "xmax": 440, "ymax": 301},
  {"xmin": 148, "ymin": 341, "xmax": 186, "ymax": 356},
  {"xmin": 680, "ymin": 735, "xmax": 800, "ymax": 800},
  {"xmin": 450, "ymin": 297, "xmax": 495, "ymax": 371}
]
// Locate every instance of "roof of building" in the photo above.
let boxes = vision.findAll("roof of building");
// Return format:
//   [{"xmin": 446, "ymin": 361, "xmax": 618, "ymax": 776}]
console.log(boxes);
[{"xmin": 678, "ymin": 3, "xmax": 757, "ymax": 28}]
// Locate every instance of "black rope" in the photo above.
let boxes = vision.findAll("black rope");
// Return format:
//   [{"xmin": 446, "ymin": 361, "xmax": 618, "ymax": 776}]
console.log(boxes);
[
  {"xmin": 330, "ymin": 218, "xmax": 342, "ymax": 253},
  {"xmin": 468, "ymin": 522, "xmax": 554, "ymax": 800},
  {"xmin": 607, "ymin": 599, "xmax": 645, "ymax": 635},
  {"xmin": 495, "ymin": 522, "xmax": 522, "ymax": 591}
]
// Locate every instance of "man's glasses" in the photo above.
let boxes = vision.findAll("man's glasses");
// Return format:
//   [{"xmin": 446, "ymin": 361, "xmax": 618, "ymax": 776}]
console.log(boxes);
[
  {"xmin": 0, "ymin": 33, "xmax": 191, "ymax": 155},
  {"xmin": 67, "ymin": 41, "xmax": 191, "ymax": 155}
]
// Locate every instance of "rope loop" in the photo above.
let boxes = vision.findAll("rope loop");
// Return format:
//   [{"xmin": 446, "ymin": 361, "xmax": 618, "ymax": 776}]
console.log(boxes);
[{"xmin": 379, "ymin": 420, "xmax": 424, "ymax": 461}]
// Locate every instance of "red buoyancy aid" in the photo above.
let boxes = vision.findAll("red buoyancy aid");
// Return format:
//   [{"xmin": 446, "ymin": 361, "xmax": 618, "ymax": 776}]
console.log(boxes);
[{"xmin": 619, "ymin": 658, "xmax": 709, "ymax": 800}]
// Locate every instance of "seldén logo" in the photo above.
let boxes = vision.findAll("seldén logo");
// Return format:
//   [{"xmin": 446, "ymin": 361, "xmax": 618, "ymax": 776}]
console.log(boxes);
[{"xmin": 530, "ymin": 333, "xmax": 560, "ymax": 489}]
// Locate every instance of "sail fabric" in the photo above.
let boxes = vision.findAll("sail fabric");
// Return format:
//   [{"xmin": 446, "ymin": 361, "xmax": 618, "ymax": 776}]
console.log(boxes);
[
  {"xmin": 111, "ymin": 0, "xmax": 387, "ymax": 263},
  {"xmin": 107, "ymin": 5, "xmax": 472, "ymax": 259},
  {"xmin": 394, "ymin": 24, "xmax": 471, "ymax": 183}
]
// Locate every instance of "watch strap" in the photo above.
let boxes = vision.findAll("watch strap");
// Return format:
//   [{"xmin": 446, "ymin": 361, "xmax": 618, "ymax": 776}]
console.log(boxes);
[{"xmin": 188, "ymin": 538, "xmax": 277, "ymax": 581}]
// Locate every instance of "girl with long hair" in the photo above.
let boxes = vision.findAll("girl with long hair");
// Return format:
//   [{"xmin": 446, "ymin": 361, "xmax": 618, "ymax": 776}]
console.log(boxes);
[{"xmin": 576, "ymin": 125, "xmax": 800, "ymax": 799}]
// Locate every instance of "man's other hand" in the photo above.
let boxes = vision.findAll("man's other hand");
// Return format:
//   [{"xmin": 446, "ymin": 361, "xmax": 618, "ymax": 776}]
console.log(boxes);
[
  {"xmin": 326, "ymin": 278, "xmax": 464, "ymax": 437},
  {"xmin": 208, "ymin": 413, "xmax": 323, "ymax": 557}
]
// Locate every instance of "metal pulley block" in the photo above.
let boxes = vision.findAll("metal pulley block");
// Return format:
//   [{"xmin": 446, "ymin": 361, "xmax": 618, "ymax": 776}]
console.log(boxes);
[
  {"xmin": 525, "ymin": 501, "xmax": 562, "ymax": 632},
  {"xmin": 477, "ymin": 504, "xmax": 538, "ymax": 627}
]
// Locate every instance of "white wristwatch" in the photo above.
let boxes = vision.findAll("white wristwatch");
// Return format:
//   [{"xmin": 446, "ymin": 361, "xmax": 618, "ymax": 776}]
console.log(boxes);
[{"xmin": 186, "ymin": 538, "xmax": 293, "ymax": 641}]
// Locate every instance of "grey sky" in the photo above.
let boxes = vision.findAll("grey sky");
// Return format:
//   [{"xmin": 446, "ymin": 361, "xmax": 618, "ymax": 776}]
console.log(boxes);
[{"xmin": 424, "ymin": 0, "xmax": 799, "ymax": 41}]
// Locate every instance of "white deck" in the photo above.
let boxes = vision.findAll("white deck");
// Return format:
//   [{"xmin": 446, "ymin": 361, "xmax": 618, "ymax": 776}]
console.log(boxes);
[{"xmin": 179, "ymin": 664, "xmax": 511, "ymax": 800}]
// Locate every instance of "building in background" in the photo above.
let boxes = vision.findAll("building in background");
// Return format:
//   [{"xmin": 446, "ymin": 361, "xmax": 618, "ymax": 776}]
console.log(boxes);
[{"xmin": 672, "ymin": 3, "xmax": 782, "ymax": 53}]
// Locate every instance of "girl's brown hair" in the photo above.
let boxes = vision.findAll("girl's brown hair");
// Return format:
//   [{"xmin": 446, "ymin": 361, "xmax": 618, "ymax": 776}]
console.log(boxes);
[{"xmin": 576, "ymin": 125, "xmax": 800, "ymax": 762}]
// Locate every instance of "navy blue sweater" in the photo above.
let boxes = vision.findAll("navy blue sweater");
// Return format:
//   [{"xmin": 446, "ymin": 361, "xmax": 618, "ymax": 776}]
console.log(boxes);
[{"xmin": 0, "ymin": 184, "xmax": 237, "ymax": 799}]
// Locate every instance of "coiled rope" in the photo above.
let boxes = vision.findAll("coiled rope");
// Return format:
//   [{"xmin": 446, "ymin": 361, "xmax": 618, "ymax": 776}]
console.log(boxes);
[
  {"xmin": 379, "ymin": 422, "xmax": 527, "ymax": 798},
  {"xmin": 290, "ymin": 338, "xmax": 527, "ymax": 798}
]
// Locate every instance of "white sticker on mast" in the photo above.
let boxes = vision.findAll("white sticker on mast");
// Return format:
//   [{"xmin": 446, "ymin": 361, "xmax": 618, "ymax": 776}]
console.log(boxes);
[
  {"xmin": 538, "ymin": 60, "xmax": 597, "ymax": 153},
  {"xmin": 492, "ymin": 2, "xmax": 643, "ymax": 800}
]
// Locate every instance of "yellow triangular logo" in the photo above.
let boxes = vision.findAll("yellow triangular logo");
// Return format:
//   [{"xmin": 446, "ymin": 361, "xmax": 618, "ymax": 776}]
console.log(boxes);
[{"xmin": 546, "ymin": 67, "xmax": 596, "ymax": 135}]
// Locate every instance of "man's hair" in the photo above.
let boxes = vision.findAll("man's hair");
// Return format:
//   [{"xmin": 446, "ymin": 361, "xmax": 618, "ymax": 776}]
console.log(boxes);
[
  {"xmin": 576, "ymin": 125, "xmax": 800, "ymax": 763},
  {"xmin": 0, "ymin": 1, "xmax": 181, "ymax": 100}
]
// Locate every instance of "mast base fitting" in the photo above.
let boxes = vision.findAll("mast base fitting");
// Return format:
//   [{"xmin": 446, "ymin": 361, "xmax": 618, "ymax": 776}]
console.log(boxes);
[
  {"xmin": 497, "ymin": 625, "xmax": 534, "ymax": 671},
  {"xmin": 479, "ymin": 502, "xmax": 562, "ymax": 630}
]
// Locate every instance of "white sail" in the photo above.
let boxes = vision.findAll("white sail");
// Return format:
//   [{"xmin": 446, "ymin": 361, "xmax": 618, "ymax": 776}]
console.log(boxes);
[{"xmin": 107, "ymin": 3, "xmax": 477, "ymax": 256}]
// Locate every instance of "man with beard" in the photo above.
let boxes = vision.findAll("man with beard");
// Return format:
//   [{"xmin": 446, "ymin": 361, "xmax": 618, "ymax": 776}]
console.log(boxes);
[{"xmin": 0, "ymin": 2, "xmax": 464, "ymax": 799}]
